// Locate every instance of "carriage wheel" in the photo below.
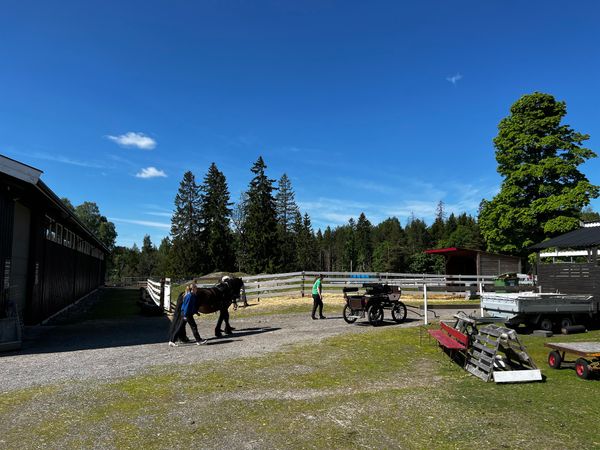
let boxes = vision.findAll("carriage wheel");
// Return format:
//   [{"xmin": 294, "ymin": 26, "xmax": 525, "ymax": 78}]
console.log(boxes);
[
  {"xmin": 575, "ymin": 358, "xmax": 590, "ymax": 380},
  {"xmin": 343, "ymin": 305, "xmax": 357, "ymax": 324},
  {"xmin": 547, "ymin": 351, "xmax": 562, "ymax": 369},
  {"xmin": 391, "ymin": 302, "xmax": 407, "ymax": 323},
  {"xmin": 367, "ymin": 304, "xmax": 384, "ymax": 326}
]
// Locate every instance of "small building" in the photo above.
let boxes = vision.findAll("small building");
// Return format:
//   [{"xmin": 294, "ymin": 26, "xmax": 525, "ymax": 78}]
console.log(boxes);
[
  {"xmin": 0, "ymin": 155, "xmax": 108, "ymax": 325},
  {"xmin": 530, "ymin": 223, "xmax": 600, "ymax": 297},
  {"xmin": 424, "ymin": 247, "xmax": 521, "ymax": 276}
]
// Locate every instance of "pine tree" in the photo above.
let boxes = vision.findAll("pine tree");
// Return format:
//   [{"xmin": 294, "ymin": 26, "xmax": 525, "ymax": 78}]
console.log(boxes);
[
  {"xmin": 170, "ymin": 171, "xmax": 203, "ymax": 278},
  {"xmin": 242, "ymin": 157, "xmax": 279, "ymax": 273},
  {"xmin": 200, "ymin": 163, "xmax": 235, "ymax": 272},
  {"xmin": 429, "ymin": 201, "xmax": 447, "ymax": 246},
  {"xmin": 275, "ymin": 174, "xmax": 299, "ymax": 271},
  {"xmin": 372, "ymin": 217, "xmax": 406, "ymax": 272},
  {"xmin": 295, "ymin": 213, "xmax": 317, "ymax": 270},
  {"xmin": 355, "ymin": 212, "xmax": 373, "ymax": 271},
  {"xmin": 137, "ymin": 235, "xmax": 157, "ymax": 276}
]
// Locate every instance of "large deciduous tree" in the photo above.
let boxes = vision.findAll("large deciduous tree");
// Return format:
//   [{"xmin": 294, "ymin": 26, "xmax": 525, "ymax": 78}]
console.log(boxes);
[{"xmin": 479, "ymin": 92, "xmax": 599, "ymax": 255}]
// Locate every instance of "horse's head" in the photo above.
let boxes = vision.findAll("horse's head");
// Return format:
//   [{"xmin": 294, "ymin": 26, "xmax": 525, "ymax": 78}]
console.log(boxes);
[{"xmin": 223, "ymin": 277, "xmax": 245, "ymax": 310}]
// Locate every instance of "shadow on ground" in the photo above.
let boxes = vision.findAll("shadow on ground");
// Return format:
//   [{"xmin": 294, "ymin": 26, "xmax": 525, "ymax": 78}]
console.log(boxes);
[{"xmin": 9, "ymin": 289, "xmax": 279, "ymax": 356}]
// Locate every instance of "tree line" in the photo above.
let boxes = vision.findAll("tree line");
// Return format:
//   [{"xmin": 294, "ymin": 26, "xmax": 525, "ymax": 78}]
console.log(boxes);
[{"xmin": 66, "ymin": 92, "xmax": 600, "ymax": 281}]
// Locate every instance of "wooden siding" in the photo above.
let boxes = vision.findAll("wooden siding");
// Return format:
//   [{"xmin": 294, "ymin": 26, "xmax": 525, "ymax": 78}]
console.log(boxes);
[
  {"xmin": 538, "ymin": 263, "xmax": 600, "ymax": 298},
  {"xmin": 479, "ymin": 253, "xmax": 520, "ymax": 276},
  {"xmin": 0, "ymin": 191, "xmax": 14, "ymax": 315}
]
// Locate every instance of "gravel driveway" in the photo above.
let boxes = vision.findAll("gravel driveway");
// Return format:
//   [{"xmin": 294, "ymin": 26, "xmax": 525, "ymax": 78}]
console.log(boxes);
[{"xmin": 1, "ymin": 306, "xmax": 477, "ymax": 392}]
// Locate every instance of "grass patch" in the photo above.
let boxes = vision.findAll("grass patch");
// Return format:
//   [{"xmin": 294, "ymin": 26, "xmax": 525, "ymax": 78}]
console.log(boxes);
[{"xmin": 2, "ymin": 326, "xmax": 599, "ymax": 448}]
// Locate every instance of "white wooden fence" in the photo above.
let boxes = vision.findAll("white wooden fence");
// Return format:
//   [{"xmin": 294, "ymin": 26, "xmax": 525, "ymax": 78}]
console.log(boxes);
[
  {"xmin": 240, "ymin": 271, "xmax": 534, "ymax": 301},
  {"xmin": 145, "ymin": 278, "xmax": 171, "ymax": 311}
]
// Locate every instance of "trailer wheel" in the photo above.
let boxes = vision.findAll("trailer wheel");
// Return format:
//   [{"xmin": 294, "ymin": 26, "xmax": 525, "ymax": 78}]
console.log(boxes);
[
  {"xmin": 575, "ymin": 358, "xmax": 590, "ymax": 380},
  {"xmin": 547, "ymin": 351, "xmax": 562, "ymax": 369},
  {"xmin": 560, "ymin": 317, "xmax": 573, "ymax": 329},
  {"xmin": 539, "ymin": 318, "xmax": 553, "ymax": 332}
]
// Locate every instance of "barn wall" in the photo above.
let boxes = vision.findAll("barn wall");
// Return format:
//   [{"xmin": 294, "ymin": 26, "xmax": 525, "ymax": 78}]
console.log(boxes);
[
  {"xmin": 27, "ymin": 215, "xmax": 105, "ymax": 324},
  {"xmin": 479, "ymin": 253, "xmax": 520, "ymax": 276},
  {"xmin": 0, "ymin": 191, "xmax": 14, "ymax": 316},
  {"xmin": 538, "ymin": 263, "xmax": 600, "ymax": 297}
]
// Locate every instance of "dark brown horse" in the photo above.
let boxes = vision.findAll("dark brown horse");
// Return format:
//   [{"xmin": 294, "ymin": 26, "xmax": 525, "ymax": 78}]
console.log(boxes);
[{"xmin": 169, "ymin": 277, "xmax": 246, "ymax": 340}]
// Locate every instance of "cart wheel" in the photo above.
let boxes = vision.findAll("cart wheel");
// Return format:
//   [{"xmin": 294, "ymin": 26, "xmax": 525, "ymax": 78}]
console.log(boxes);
[
  {"xmin": 539, "ymin": 318, "xmax": 553, "ymax": 332},
  {"xmin": 560, "ymin": 317, "xmax": 573, "ymax": 329},
  {"xmin": 547, "ymin": 351, "xmax": 562, "ymax": 369},
  {"xmin": 391, "ymin": 302, "xmax": 407, "ymax": 323},
  {"xmin": 367, "ymin": 304, "xmax": 384, "ymax": 326},
  {"xmin": 343, "ymin": 305, "xmax": 357, "ymax": 324},
  {"xmin": 575, "ymin": 358, "xmax": 590, "ymax": 380}
]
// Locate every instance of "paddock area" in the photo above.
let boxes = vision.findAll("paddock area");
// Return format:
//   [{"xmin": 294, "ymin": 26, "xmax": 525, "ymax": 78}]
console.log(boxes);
[{"xmin": 1, "ymin": 288, "xmax": 599, "ymax": 449}]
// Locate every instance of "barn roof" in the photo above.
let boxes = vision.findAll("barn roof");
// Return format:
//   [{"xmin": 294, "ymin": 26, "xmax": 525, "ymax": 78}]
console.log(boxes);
[
  {"xmin": 530, "ymin": 225, "xmax": 600, "ymax": 250},
  {"xmin": 0, "ymin": 154, "xmax": 109, "ymax": 253}
]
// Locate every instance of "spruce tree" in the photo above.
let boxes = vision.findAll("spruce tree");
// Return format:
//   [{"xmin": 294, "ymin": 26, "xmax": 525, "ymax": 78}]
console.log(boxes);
[
  {"xmin": 295, "ymin": 213, "xmax": 317, "ymax": 270},
  {"xmin": 170, "ymin": 171, "xmax": 203, "ymax": 278},
  {"xmin": 242, "ymin": 157, "xmax": 279, "ymax": 273},
  {"xmin": 355, "ymin": 212, "xmax": 373, "ymax": 271},
  {"xmin": 200, "ymin": 163, "xmax": 235, "ymax": 272},
  {"xmin": 137, "ymin": 235, "xmax": 157, "ymax": 276},
  {"xmin": 275, "ymin": 174, "xmax": 299, "ymax": 271}
]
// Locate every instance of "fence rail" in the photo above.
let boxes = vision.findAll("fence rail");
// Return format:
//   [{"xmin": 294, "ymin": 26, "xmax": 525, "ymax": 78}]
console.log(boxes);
[{"xmin": 240, "ymin": 271, "xmax": 535, "ymax": 301}]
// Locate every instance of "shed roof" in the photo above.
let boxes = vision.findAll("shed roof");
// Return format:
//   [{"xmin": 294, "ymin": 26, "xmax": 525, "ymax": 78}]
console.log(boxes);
[
  {"xmin": 530, "ymin": 226, "xmax": 600, "ymax": 250},
  {"xmin": 424, "ymin": 247, "xmax": 519, "ymax": 260}
]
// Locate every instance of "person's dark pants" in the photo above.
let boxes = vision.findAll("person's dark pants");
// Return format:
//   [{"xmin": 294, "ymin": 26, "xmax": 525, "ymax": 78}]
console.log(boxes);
[
  {"xmin": 168, "ymin": 294, "xmax": 189, "ymax": 342},
  {"xmin": 312, "ymin": 294, "xmax": 324, "ymax": 318},
  {"xmin": 182, "ymin": 315, "xmax": 202, "ymax": 342}
]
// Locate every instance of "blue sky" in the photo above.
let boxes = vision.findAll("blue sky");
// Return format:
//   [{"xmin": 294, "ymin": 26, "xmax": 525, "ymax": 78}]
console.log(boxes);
[{"xmin": 1, "ymin": 1, "xmax": 599, "ymax": 247}]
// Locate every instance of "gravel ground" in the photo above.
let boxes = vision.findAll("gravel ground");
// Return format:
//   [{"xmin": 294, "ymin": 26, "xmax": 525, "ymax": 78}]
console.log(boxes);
[{"xmin": 0, "ymin": 306, "xmax": 478, "ymax": 392}]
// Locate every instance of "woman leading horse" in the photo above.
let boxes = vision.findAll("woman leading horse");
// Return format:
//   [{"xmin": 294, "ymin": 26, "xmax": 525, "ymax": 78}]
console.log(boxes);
[{"xmin": 168, "ymin": 277, "xmax": 246, "ymax": 345}]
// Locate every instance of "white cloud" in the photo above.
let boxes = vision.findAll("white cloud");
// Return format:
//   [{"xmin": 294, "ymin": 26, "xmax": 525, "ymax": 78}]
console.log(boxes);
[
  {"xmin": 109, "ymin": 218, "xmax": 171, "ymax": 230},
  {"xmin": 135, "ymin": 167, "xmax": 167, "ymax": 178},
  {"xmin": 446, "ymin": 73, "xmax": 463, "ymax": 85},
  {"xmin": 107, "ymin": 132, "xmax": 157, "ymax": 150}
]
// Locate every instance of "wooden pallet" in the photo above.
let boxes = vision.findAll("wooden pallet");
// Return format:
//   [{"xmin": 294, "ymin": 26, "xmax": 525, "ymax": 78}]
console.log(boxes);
[{"xmin": 465, "ymin": 325, "xmax": 540, "ymax": 383}]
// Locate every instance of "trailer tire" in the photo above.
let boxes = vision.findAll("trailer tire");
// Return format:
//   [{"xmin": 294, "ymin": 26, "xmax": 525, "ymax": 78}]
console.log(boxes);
[
  {"xmin": 539, "ymin": 318, "xmax": 553, "ymax": 332},
  {"xmin": 548, "ymin": 351, "xmax": 562, "ymax": 369},
  {"xmin": 560, "ymin": 317, "xmax": 573, "ymax": 329},
  {"xmin": 575, "ymin": 358, "xmax": 590, "ymax": 380}
]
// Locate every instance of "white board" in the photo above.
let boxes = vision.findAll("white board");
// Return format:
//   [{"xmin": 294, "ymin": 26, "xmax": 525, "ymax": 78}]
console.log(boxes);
[{"xmin": 493, "ymin": 370, "xmax": 542, "ymax": 383}]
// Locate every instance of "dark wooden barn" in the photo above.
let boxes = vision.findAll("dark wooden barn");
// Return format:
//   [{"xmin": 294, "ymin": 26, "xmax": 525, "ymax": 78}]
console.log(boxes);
[
  {"xmin": 424, "ymin": 247, "xmax": 521, "ymax": 277},
  {"xmin": 530, "ymin": 223, "xmax": 600, "ymax": 297},
  {"xmin": 0, "ymin": 155, "xmax": 108, "ymax": 325}
]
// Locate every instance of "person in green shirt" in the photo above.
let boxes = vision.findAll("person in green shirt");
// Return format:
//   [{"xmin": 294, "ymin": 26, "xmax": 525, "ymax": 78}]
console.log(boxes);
[{"xmin": 311, "ymin": 274, "xmax": 326, "ymax": 320}]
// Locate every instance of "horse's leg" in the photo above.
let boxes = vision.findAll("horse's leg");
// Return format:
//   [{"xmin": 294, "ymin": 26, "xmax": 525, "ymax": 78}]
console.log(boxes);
[
  {"xmin": 215, "ymin": 311, "xmax": 224, "ymax": 338},
  {"xmin": 223, "ymin": 308, "xmax": 233, "ymax": 334}
]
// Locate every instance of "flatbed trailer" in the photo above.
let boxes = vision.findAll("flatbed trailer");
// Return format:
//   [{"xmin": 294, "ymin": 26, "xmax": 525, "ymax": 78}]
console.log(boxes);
[
  {"xmin": 545, "ymin": 342, "xmax": 600, "ymax": 380},
  {"xmin": 481, "ymin": 292, "xmax": 599, "ymax": 331}
]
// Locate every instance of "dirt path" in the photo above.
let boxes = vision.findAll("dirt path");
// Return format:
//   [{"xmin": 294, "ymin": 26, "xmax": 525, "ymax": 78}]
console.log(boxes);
[{"xmin": 0, "ymin": 307, "xmax": 477, "ymax": 392}]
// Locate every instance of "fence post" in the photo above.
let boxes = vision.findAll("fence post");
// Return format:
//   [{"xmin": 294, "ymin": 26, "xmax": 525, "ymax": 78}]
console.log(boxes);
[
  {"xmin": 423, "ymin": 283, "xmax": 428, "ymax": 325},
  {"xmin": 159, "ymin": 278, "xmax": 165, "ymax": 311},
  {"xmin": 301, "ymin": 271, "xmax": 305, "ymax": 297}
]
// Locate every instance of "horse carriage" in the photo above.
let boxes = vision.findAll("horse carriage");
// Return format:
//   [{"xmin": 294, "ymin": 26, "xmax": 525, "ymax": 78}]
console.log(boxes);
[{"xmin": 342, "ymin": 283, "xmax": 407, "ymax": 326}]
